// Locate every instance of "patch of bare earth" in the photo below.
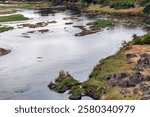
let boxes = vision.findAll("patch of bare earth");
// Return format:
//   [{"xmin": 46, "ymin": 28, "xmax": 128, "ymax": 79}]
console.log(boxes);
[{"xmin": 0, "ymin": 9, "xmax": 14, "ymax": 14}]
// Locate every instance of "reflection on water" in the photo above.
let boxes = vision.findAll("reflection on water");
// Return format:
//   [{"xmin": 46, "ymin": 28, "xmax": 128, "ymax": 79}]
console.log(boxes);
[{"xmin": 0, "ymin": 7, "xmax": 146, "ymax": 100}]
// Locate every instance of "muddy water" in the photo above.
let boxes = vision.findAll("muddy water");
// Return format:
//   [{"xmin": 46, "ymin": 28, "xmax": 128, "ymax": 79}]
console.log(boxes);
[{"xmin": 0, "ymin": 7, "xmax": 146, "ymax": 99}]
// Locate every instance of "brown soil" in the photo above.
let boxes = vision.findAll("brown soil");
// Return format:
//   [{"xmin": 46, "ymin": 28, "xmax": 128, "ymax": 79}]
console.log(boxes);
[
  {"xmin": 125, "ymin": 45, "xmax": 150, "ymax": 76},
  {"xmin": 125, "ymin": 45, "xmax": 150, "ymax": 62}
]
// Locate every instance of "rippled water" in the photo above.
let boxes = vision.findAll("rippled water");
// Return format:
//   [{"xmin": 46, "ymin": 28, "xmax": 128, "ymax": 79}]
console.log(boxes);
[{"xmin": 0, "ymin": 7, "xmax": 146, "ymax": 99}]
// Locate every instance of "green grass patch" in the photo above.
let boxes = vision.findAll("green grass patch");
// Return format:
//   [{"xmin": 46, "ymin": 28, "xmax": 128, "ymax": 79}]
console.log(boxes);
[
  {"xmin": 70, "ymin": 86, "xmax": 86, "ymax": 95},
  {"xmin": 110, "ymin": 0, "xmax": 135, "ymax": 9},
  {"xmin": 132, "ymin": 32, "xmax": 150, "ymax": 45},
  {"xmin": 0, "ymin": 27, "xmax": 13, "ymax": 33},
  {"xmin": 89, "ymin": 50, "xmax": 130, "ymax": 81},
  {"xmin": 87, "ymin": 19, "xmax": 112, "ymax": 30},
  {"xmin": 0, "ymin": 14, "xmax": 29, "ymax": 22}
]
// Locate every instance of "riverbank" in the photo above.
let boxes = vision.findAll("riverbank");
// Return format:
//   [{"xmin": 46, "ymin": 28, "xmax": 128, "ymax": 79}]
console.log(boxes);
[
  {"xmin": 86, "ymin": 4, "xmax": 143, "ymax": 16},
  {"xmin": 49, "ymin": 32, "xmax": 150, "ymax": 100},
  {"xmin": 50, "ymin": 0, "xmax": 150, "ymax": 17},
  {"xmin": 0, "ymin": 1, "xmax": 51, "ymax": 9}
]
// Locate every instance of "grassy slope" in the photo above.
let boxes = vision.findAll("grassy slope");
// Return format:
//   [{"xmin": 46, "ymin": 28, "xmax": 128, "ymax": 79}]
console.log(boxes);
[{"xmin": 76, "ymin": 32, "xmax": 150, "ymax": 100}]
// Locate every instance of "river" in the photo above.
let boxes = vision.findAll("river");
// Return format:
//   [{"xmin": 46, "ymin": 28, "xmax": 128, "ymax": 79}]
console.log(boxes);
[{"xmin": 0, "ymin": 7, "xmax": 146, "ymax": 99}]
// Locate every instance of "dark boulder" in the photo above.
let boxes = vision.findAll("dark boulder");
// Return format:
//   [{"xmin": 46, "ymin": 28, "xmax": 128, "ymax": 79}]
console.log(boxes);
[
  {"xmin": 115, "ymin": 73, "xmax": 129, "ymax": 80},
  {"xmin": 120, "ymin": 88, "xmax": 130, "ymax": 94},
  {"xmin": 106, "ymin": 73, "xmax": 128, "ymax": 81},
  {"xmin": 0, "ymin": 48, "xmax": 10, "ymax": 56},
  {"xmin": 58, "ymin": 86, "xmax": 68, "ymax": 93},
  {"xmin": 140, "ymin": 95, "xmax": 150, "ymax": 100},
  {"xmin": 109, "ymin": 79, "xmax": 117, "ymax": 87},
  {"xmin": 145, "ymin": 76, "xmax": 150, "ymax": 81},
  {"xmin": 126, "ymin": 53, "xmax": 137, "ymax": 59},
  {"xmin": 129, "ymin": 77, "xmax": 140, "ymax": 87},
  {"xmin": 106, "ymin": 74, "xmax": 113, "ymax": 80},
  {"xmin": 133, "ymin": 65, "xmax": 143, "ymax": 71},
  {"xmin": 85, "ymin": 86, "xmax": 99, "ymax": 100},
  {"xmin": 128, "ymin": 71, "xmax": 144, "ymax": 87},
  {"xmin": 137, "ymin": 53, "xmax": 150, "ymax": 68},
  {"xmin": 118, "ymin": 80, "xmax": 129, "ymax": 87},
  {"xmin": 140, "ymin": 84, "xmax": 150, "ymax": 92},
  {"xmin": 48, "ymin": 81, "xmax": 55, "ymax": 89},
  {"xmin": 143, "ymin": 90, "xmax": 150, "ymax": 95},
  {"xmin": 38, "ymin": 29, "xmax": 49, "ymax": 33},
  {"xmin": 69, "ymin": 94, "xmax": 81, "ymax": 100},
  {"xmin": 133, "ymin": 88, "xmax": 139, "ymax": 94}
]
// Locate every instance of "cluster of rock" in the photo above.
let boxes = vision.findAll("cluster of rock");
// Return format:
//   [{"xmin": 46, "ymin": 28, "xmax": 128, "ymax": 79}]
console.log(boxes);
[
  {"xmin": 106, "ymin": 53, "xmax": 150, "ymax": 99},
  {"xmin": 0, "ymin": 48, "xmax": 10, "ymax": 56},
  {"xmin": 17, "ymin": 21, "xmax": 57, "ymax": 29},
  {"xmin": 73, "ymin": 26, "xmax": 97, "ymax": 36},
  {"xmin": 63, "ymin": 17, "xmax": 78, "ymax": 20},
  {"xmin": 69, "ymin": 85, "xmax": 103, "ymax": 100},
  {"xmin": 21, "ymin": 29, "xmax": 50, "ymax": 38}
]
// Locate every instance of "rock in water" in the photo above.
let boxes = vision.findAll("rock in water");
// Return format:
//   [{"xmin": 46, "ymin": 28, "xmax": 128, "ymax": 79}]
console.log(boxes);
[
  {"xmin": 69, "ymin": 94, "xmax": 81, "ymax": 100},
  {"xmin": 0, "ymin": 48, "xmax": 10, "ymax": 56},
  {"xmin": 48, "ymin": 70, "xmax": 79, "ymax": 93}
]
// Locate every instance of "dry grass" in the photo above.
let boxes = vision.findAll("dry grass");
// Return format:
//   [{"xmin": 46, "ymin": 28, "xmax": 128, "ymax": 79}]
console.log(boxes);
[
  {"xmin": 125, "ymin": 45, "xmax": 150, "ymax": 62},
  {"xmin": 86, "ymin": 4, "xmax": 143, "ymax": 15},
  {"xmin": 0, "ymin": 9, "xmax": 15, "ymax": 14}
]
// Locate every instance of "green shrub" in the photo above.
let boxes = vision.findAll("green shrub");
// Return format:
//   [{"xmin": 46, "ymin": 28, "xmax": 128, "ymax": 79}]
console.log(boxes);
[
  {"xmin": 87, "ymin": 19, "xmax": 112, "ymax": 30},
  {"xmin": 143, "ymin": 3, "xmax": 150, "ymax": 14},
  {"xmin": 109, "ymin": 0, "xmax": 135, "ymax": 9},
  {"xmin": 138, "ymin": 0, "xmax": 150, "ymax": 6},
  {"xmin": 133, "ymin": 32, "xmax": 150, "ymax": 45}
]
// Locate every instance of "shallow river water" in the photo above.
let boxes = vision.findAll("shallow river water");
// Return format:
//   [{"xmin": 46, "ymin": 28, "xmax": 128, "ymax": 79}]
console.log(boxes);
[{"xmin": 0, "ymin": 7, "xmax": 146, "ymax": 99}]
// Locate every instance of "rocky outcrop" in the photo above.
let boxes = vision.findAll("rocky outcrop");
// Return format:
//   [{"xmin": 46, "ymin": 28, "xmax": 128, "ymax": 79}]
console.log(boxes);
[
  {"xmin": 105, "ymin": 53, "xmax": 150, "ymax": 99},
  {"xmin": 74, "ymin": 26, "xmax": 98, "ymax": 36},
  {"xmin": 69, "ymin": 94, "xmax": 81, "ymax": 100},
  {"xmin": 137, "ymin": 54, "xmax": 150, "ymax": 68},
  {"xmin": 48, "ymin": 70, "xmax": 79, "ymax": 94},
  {"xmin": 126, "ymin": 53, "xmax": 137, "ymax": 59},
  {"xmin": 18, "ymin": 21, "xmax": 57, "ymax": 29}
]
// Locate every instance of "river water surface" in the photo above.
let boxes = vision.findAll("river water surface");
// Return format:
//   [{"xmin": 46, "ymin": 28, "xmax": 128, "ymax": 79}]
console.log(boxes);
[{"xmin": 0, "ymin": 7, "xmax": 146, "ymax": 99}]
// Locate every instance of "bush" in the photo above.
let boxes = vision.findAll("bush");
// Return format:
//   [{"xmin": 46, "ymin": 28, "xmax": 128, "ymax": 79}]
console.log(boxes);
[
  {"xmin": 138, "ymin": 0, "xmax": 150, "ymax": 6},
  {"xmin": 96, "ymin": 0, "xmax": 111, "ymax": 6},
  {"xmin": 143, "ymin": 3, "xmax": 150, "ymax": 14},
  {"xmin": 109, "ymin": 0, "xmax": 135, "ymax": 9},
  {"xmin": 86, "ymin": 19, "xmax": 112, "ymax": 30},
  {"xmin": 133, "ymin": 32, "xmax": 150, "ymax": 45}
]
